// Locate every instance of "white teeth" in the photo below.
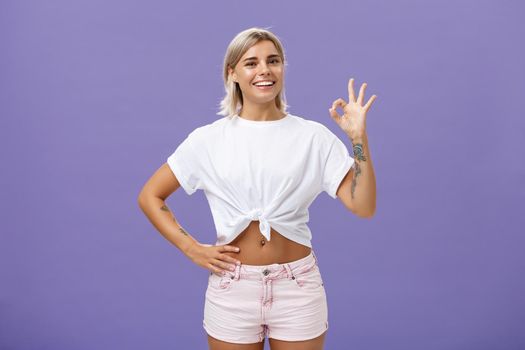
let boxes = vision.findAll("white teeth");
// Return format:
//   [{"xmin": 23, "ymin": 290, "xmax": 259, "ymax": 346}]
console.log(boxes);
[{"xmin": 254, "ymin": 81, "xmax": 274, "ymax": 86}]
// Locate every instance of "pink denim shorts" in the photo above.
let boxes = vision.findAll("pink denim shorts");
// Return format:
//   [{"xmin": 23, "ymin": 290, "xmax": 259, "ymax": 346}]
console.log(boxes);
[{"xmin": 203, "ymin": 250, "xmax": 328, "ymax": 344}]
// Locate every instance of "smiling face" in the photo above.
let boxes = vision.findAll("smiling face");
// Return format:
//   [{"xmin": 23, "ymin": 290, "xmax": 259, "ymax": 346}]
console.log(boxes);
[{"xmin": 228, "ymin": 39, "xmax": 284, "ymax": 109}]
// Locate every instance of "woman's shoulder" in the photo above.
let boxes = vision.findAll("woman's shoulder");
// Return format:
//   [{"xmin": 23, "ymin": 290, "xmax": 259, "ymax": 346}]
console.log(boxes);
[{"xmin": 187, "ymin": 116, "xmax": 229, "ymax": 139}]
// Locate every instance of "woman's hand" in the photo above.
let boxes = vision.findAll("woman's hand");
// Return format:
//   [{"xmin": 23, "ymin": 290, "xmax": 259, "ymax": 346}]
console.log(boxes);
[
  {"xmin": 187, "ymin": 242, "xmax": 241, "ymax": 275},
  {"xmin": 329, "ymin": 77, "xmax": 377, "ymax": 140}
]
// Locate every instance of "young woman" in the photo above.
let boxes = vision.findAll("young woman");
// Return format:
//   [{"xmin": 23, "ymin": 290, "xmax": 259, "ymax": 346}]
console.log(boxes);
[{"xmin": 138, "ymin": 27, "xmax": 377, "ymax": 350}]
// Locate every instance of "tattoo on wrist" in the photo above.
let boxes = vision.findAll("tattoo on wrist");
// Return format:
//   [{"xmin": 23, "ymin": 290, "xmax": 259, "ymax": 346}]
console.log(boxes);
[
  {"xmin": 351, "ymin": 161, "xmax": 361, "ymax": 199},
  {"xmin": 352, "ymin": 143, "xmax": 366, "ymax": 161}
]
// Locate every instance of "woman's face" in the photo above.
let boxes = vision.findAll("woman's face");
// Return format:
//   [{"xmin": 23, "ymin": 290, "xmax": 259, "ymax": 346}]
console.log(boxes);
[{"xmin": 229, "ymin": 40, "xmax": 284, "ymax": 107}]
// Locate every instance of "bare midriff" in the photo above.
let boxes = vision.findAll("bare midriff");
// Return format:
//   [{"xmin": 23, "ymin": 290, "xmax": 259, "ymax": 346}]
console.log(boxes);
[{"xmin": 222, "ymin": 220, "xmax": 312, "ymax": 265}]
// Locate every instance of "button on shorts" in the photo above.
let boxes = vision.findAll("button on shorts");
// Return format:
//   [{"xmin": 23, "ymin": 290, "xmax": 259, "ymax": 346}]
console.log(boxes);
[{"xmin": 203, "ymin": 250, "xmax": 328, "ymax": 344}]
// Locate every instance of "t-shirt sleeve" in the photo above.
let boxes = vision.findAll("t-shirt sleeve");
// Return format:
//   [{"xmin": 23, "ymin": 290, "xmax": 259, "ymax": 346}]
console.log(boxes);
[
  {"xmin": 166, "ymin": 130, "xmax": 204, "ymax": 195},
  {"xmin": 321, "ymin": 133, "xmax": 355, "ymax": 199}
]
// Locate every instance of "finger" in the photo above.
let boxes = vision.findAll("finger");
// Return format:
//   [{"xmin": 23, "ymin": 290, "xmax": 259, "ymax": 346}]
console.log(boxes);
[
  {"xmin": 357, "ymin": 82, "xmax": 367, "ymax": 106},
  {"xmin": 348, "ymin": 78, "xmax": 356, "ymax": 102},
  {"xmin": 332, "ymin": 98, "xmax": 347, "ymax": 109},
  {"xmin": 364, "ymin": 95, "xmax": 377, "ymax": 112},
  {"xmin": 221, "ymin": 245, "xmax": 240, "ymax": 252},
  {"xmin": 208, "ymin": 264, "xmax": 224, "ymax": 275},
  {"xmin": 331, "ymin": 98, "xmax": 347, "ymax": 117},
  {"xmin": 218, "ymin": 253, "xmax": 241, "ymax": 265},
  {"xmin": 214, "ymin": 258, "xmax": 236, "ymax": 271},
  {"xmin": 328, "ymin": 106, "xmax": 342, "ymax": 126}
]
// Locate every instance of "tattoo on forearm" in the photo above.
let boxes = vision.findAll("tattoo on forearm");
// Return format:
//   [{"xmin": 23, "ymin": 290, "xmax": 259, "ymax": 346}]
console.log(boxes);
[
  {"xmin": 160, "ymin": 204, "xmax": 186, "ymax": 233},
  {"xmin": 351, "ymin": 142, "xmax": 366, "ymax": 198},
  {"xmin": 352, "ymin": 143, "xmax": 366, "ymax": 161},
  {"xmin": 351, "ymin": 143, "xmax": 366, "ymax": 198},
  {"xmin": 351, "ymin": 161, "xmax": 361, "ymax": 199}
]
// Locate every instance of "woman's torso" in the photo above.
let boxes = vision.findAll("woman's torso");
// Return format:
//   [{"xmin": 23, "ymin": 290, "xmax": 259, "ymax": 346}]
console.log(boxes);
[
  {"xmin": 187, "ymin": 115, "xmax": 327, "ymax": 264},
  {"xmin": 223, "ymin": 221, "xmax": 311, "ymax": 265}
]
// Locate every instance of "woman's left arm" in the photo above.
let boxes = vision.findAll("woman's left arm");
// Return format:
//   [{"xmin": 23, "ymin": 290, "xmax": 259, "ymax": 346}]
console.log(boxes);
[
  {"xmin": 329, "ymin": 78, "xmax": 378, "ymax": 218},
  {"xmin": 337, "ymin": 132, "xmax": 376, "ymax": 217}
]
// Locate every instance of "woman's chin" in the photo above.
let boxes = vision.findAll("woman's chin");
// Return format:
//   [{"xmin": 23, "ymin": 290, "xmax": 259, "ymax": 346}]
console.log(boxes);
[{"xmin": 245, "ymin": 95, "xmax": 279, "ymax": 105}]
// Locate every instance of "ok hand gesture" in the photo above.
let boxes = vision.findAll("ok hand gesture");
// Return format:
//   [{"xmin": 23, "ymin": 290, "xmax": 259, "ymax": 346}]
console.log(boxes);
[{"xmin": 329, "ymin": 78, "xmax": 377, "ymax": 140}]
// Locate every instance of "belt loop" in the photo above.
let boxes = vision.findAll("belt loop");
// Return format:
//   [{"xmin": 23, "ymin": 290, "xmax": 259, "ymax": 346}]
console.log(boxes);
[
  {"xmin": 283, "ymin": 263, "xmax": 294, "ymax": 280},
  {"xmin": 234, "ymin": 262, "xmax": 241, "ymax": 280}
]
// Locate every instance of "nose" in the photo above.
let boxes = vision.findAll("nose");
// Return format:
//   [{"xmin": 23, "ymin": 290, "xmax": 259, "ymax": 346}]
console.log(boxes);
[{"xmin": 258, "ymin": 62, "xmax": 270, "ymax": 75}]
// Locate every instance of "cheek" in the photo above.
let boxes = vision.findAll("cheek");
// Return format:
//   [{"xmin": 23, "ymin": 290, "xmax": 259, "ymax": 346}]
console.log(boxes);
[{"xmin": 240, "ymin": 72, "xmax": 256, "ymax": 85}]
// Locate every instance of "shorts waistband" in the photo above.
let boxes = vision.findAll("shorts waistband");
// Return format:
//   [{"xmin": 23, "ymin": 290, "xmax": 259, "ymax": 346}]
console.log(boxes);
[{"xmin": 219, "ymin": 250, "xmax": 319, "ymax": 281}]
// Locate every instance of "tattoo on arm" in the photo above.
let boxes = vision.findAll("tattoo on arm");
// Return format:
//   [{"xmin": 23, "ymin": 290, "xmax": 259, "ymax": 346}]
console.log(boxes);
[
  {"xmin": 352, "ymin": 143, "xmax": 366, "ymax": 161},
  {"xmin": 350, "ymin": 161, "xmax": 361, "ymax": 199},
  {"xmin": 179, "ymin": 227, "xmax": 189, "ymax": 236},
  {"xmin": 161, "ymin": 204, "xmax": 174, "ymax": 220},
  {"xmin": 350, "ymin": 143, "xmax": 366, "ymax": 199},
  {"xmin": 160, "ymin": 204, "xmax": 188, "ymax": 235}
]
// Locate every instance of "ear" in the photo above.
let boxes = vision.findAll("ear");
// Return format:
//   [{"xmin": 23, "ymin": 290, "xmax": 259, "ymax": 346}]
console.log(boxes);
[{"xmin": 228, "ymin": 66, "xmax": 237, "ymax": 82}]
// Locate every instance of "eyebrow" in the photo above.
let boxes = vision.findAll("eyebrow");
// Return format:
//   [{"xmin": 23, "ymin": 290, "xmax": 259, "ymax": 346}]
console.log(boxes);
[{"xmin": 242, "ymin": 54, "xmax": 281, "ymax": 62}]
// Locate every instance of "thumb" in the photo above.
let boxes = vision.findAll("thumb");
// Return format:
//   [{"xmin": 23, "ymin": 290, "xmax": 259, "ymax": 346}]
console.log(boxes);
[{"xmin": 328, "ymin": 107, "xmax": 341, "ymax": 126}]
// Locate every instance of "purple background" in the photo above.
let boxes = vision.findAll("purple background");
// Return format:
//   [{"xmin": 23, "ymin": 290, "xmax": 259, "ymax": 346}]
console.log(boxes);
[{"xmin": 1, "ymin": 0, "xmax": 524, "ymax": 349}]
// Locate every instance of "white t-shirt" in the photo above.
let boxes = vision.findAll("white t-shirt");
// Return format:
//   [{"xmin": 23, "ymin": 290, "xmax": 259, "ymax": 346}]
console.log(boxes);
[{"xmin": 167, "ymin": 112, "xmax": 355, "ymax": 248}]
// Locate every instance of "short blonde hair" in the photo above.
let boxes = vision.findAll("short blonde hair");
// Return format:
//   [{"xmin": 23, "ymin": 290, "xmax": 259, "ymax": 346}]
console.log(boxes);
[{"xmin": 217, "ymin": 27, "xmax": 289, "ymax": 118}]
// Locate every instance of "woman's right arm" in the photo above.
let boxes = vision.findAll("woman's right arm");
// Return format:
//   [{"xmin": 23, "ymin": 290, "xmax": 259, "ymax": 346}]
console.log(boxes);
[{"xmin": 137, "ymin": 163, "xmax": 241, "ymax": 274}]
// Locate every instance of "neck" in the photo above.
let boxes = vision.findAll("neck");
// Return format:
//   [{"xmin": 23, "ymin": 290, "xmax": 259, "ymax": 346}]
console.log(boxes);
[{"xmin": 238, "ymin": 101, "xmax": 285, "ymax": 121}]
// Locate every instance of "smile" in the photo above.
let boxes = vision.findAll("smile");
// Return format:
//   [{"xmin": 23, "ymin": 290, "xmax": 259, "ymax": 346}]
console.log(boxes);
[{"xmin": 253, "ymin": 81, "xmax": 275, "ymax": 89}]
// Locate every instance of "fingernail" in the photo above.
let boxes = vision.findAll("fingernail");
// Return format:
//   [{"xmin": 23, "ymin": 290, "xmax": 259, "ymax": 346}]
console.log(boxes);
[{"xmin": 235, "ymin": 247, "xmax": 240, "ymax": 251}]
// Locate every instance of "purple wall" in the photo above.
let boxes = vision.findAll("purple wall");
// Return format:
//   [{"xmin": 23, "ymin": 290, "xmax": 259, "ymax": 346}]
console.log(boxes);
[{"xmin": 1, "ymin": 0, "xmax": 524, "ymax": 349}]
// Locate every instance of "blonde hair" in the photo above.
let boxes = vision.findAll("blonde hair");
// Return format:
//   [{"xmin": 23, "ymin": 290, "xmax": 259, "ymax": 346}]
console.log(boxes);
[{"xmin": 217, "ymin": 27, "xmax": 289, "ymax": 118}]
